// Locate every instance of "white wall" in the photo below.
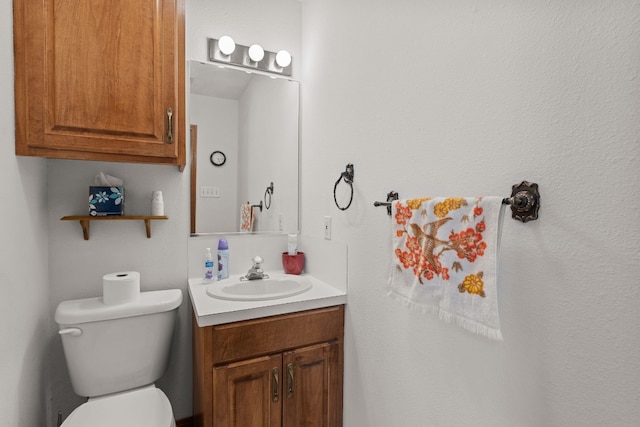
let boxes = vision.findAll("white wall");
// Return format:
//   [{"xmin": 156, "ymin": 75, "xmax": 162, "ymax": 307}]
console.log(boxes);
[
  {"xmin": 0, "ymin": 1, "xmax": 51, "ymax": 426},
  {"xmin": 301, "ymin": 1, "xmax": 640, "ymax": 426},
  {"xmin": 46, "ymin": 160, "xmax": 191, "ymax": 424},
  {"xmin": 191, "ymin": 94, "xmax": 239, "ymax": 232},
  {"xmin": 240, "ymin": 77, "xmax": 299, "ymax": 232}
]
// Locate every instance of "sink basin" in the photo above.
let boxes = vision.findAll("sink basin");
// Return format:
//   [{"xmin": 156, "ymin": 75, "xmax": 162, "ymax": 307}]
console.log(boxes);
[{"xmin": 206, "ymin": 274, "xmax": 312, "ymax": 301}]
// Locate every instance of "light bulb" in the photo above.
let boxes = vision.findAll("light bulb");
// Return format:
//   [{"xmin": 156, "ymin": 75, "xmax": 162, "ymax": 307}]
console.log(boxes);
[
  {"xmin": 275, "ymin": 50, "xmax": 292, "ymax": 68},
  {"xmin": 248, "ymin": 44, "xmax": 265, "ymax": 62},
  {"xmin": 218, "ymin": 36, "xmax": 235, "ymax": 56}
]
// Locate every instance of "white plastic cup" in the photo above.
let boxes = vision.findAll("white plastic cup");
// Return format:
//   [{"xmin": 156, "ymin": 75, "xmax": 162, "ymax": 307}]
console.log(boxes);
[{"xmin": 151, "ymin": 191, "xmax": 164, "ymax": 216}]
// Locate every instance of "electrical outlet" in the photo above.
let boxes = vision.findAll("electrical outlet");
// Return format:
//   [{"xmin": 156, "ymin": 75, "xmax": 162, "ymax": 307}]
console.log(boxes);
[
  {"xmin": 323, "ymin": 216, "xmax": 331, "ymax": 240},
  {"xmin": 278, "ymin": 213, "xmax": 284, "ymax": 232}
]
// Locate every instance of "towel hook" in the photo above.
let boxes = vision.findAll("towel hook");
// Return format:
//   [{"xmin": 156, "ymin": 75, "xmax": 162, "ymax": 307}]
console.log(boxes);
[
  {"xmin": 264, "ymin": 182, "xmax": 274, "ymax": 210},
  {"xmin": 334, "ymin": 163, "xmax": 355, "ymax": 211}
]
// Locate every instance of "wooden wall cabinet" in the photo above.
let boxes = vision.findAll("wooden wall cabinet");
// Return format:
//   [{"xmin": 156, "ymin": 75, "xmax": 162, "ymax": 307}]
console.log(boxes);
[
  {"xmin": 13, "ymin": 0, "xmax": 186, "ymax": 169},
  {"xmin": 193, "ymin": 306, "xmax": 344, "ymax": 427}
]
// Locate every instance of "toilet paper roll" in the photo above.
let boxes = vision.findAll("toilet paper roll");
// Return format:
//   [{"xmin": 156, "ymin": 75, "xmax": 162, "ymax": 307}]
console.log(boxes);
[{"xmin": 103, "ymin": 271, "xmax": 140, "ymax": 305}]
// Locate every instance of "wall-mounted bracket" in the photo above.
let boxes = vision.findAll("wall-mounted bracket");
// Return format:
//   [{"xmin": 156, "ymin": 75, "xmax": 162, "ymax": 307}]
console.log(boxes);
[
  {"xmin": 250, "ymin": 200, "xmax": 263, "ymax": 212},
  {"xmin": 373, "ymin": 191, "xmax": 399, "ymax": 215},
  {"xmin": 502, "ymin": 181, "xmax": 540, "ymax": 222}
]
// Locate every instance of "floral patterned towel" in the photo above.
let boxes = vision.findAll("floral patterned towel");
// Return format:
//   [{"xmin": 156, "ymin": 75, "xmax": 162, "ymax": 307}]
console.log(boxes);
[
  {"xmin": 388, "ymin": 196, "xmax": 505, "ymax": 340},
  {"xmin": 240, "ymin": 203, "xmax": 254, "ymax": 232}
]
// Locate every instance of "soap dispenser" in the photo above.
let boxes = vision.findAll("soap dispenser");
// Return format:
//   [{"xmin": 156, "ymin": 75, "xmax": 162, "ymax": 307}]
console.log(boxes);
[{"xmin": 203, "ymin": 248, "xmax": 214, "ymax": 283}]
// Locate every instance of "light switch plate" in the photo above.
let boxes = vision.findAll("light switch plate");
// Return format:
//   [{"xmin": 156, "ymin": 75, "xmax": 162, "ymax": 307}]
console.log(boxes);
[
  {"xmin": 200, "ymin": 186, "xmax": 220, "ymax": 198},
  {"xmin": 323, "ymin": 216, "xmax": 331, "ymax": 240}
]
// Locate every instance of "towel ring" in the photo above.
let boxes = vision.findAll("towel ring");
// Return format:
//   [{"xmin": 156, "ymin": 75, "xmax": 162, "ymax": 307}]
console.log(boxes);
[
  {"xmin": 264, "ymin": 182, "xmax": 274, "ymax": 210},
  {"xmin": 334, "ymin": 163, "xmax": 355, "ymax": 211}
]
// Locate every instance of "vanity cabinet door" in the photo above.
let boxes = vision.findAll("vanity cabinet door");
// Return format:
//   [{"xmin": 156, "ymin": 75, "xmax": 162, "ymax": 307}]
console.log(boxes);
[
  {"xmin": 283, "ymin": 341, "xmax": 341, "ymax": 427},
  {"xmin": 212, "ymin": 343, "xmax": 341, "ymax": 427},
  {"xmin": 212, "ymin": 354, "xmax": 283, "ymax": 427},
  {"xmin": 193, "ymin": 306, "xmax": 345, "ymax": 427},
  {"xmin": 13, "ymin": 0, "xmax": 186, "ymax": 167}
]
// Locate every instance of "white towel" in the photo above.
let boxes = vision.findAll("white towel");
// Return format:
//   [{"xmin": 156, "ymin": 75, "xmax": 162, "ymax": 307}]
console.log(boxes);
[{"xmin": 388, "ymin": 196, "xmax": 505, "ymax": 340}]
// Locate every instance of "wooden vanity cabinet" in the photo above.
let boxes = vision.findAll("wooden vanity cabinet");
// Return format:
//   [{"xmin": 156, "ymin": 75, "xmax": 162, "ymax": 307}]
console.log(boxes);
[
  {"xmin": 193, "ymin": 305, "xmax": 344, "ymax": 427},
  {"xmin": 13, "ymin": 0, "xmax": 186, "ymax": 168}
]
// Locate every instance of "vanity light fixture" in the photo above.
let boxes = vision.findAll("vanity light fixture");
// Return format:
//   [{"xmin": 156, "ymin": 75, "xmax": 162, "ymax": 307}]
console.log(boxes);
[
  {"xmin": 208, "ymin": 37, "xmax": 292, "ymax": 76},
  {"xmin": 275, "ymin": 50, "xmax": 292, "ymax": 68},
  {"xmin": 217, "ymin": 35, "xmax": 236, "ymax": 56},
  {"xmin": 248, "ymin": 44, "xmax": 265, "ymax": 62}
]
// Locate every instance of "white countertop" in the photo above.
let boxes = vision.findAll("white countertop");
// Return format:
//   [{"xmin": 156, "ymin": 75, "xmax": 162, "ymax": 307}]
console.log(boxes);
[{"xmin": 188, "ymin": 272, "xmax": 347, "ymax": 327}]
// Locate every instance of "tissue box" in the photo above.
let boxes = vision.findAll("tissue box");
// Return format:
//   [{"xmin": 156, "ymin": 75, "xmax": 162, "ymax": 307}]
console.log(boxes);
[{"xmin": 89, "ymin": 186, "xmax": 124, "ymax": 216}]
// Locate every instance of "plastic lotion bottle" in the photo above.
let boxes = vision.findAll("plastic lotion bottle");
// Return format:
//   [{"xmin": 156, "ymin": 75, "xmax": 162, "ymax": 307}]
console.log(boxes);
[
  {"xmin": 287, "ymin": 234, "xmax": 298, "ymax": 255},
  {"xmin": 217, "ymin": 239, "xmax": 229, "ymax": 280},
  {"xmin": 203, "ymin": 248, "xmax": 214, "ymax": 283}
]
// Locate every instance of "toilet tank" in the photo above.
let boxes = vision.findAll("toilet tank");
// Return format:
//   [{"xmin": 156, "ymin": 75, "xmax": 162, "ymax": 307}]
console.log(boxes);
[{"xmin": 55, "ymin": 289, "xmax": 182, "ymax": 398}]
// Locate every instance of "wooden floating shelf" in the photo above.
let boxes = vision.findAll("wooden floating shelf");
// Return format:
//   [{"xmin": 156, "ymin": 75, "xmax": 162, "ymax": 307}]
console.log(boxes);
[{"xmin": 60, "ymin": 215, "xmax": 169, "ymax": 240}]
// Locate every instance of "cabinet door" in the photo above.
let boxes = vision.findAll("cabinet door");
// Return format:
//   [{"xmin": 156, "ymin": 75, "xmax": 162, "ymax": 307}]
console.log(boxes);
[
  {"xmin": 283, "ymin": 341, "xmax": 342, "ymax": 427},
  {"xmin": 13, "ymin": 0, "xmax": 185, "ymax": 166},
  {"xmin": 213, "ymin": 354, "xmax": 283, "ymax": 427}
]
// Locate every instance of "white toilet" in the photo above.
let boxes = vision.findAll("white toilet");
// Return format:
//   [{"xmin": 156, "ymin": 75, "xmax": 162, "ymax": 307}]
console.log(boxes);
[{"xmin": 55, "ymin": 289, "xmax": 183, "ymax": 427}]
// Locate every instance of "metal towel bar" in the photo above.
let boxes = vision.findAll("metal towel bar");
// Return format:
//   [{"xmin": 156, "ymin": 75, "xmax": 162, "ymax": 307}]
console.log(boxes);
[{"xmin": 374, "ymin": 181, "xmax": 540, "ymax": 222}]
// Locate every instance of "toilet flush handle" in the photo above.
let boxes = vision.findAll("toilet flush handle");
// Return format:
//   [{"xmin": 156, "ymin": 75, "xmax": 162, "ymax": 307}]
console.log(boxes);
[{"xmin": 58, "ymin": 328, "xmax": 82, "ymax": 337}]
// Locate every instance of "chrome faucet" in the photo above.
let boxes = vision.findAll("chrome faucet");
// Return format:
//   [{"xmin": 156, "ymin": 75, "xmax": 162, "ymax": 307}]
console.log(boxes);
[{"xmin": 241, "ymin": 256, "xmax": 269, "ymax": 281}]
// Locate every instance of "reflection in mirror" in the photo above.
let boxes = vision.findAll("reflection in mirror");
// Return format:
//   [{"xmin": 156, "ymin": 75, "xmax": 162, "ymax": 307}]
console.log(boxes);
[{"xmin": 189, "ymin": 61, "xmax": 299, "ymax": 235}]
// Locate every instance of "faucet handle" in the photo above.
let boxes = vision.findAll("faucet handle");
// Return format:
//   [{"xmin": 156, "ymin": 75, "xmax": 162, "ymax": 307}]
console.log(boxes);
[{"xmin": 251, "ymin": 256, "xmax": 264, "ymax": 268}]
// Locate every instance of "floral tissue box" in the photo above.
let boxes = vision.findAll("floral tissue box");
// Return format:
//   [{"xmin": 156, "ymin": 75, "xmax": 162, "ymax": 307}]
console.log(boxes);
[{"xmin": 89, "ymin": 186, "xmax": 124, "ymax": 216}]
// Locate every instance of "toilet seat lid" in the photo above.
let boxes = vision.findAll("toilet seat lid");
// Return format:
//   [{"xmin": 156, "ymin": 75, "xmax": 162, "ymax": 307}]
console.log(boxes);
[{"xmin": 62, "ymin": 386, "xmax": 174, "ymax": 427}]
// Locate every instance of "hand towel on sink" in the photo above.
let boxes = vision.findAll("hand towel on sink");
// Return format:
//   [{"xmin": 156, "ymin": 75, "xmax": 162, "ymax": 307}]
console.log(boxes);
[
  {"xmin": 240, "ymin": 203, "xmax": 254, "ymax": 232},
  {"xmin": 388, "ymin": 196, "xmax": 505, "ymax": 340}
]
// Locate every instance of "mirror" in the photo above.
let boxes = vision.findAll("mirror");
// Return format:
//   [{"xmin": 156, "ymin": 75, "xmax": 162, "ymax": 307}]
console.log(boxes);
[{"xmin": 189, "ymin": 60, "xmax": 299, "ymax": 235}]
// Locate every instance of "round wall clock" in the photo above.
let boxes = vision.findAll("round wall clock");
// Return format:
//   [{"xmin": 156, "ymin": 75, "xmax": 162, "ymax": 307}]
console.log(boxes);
[{"xmin": 210, "ymin": 150, "xmax": 226, "ymax": 166}]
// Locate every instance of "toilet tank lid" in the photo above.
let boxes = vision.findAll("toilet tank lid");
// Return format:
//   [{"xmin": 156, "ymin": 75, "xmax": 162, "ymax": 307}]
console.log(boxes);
[{"xmin": 55, "ymin": 289, "xmax": 182, "ymax": 325}]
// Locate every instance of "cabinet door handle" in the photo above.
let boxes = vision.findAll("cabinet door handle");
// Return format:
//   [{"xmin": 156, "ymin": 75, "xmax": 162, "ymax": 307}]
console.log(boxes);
[
  {"xmin": 272, "ymin": 368, "xmax": 280, "ymax": 402},
  {"xmin": 286, "ymin": 363, "xmax": 295, "ymax": 398},
  {"xmin": 165, "ymin": 108, "xmax": 174, "ymax": 144}
]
